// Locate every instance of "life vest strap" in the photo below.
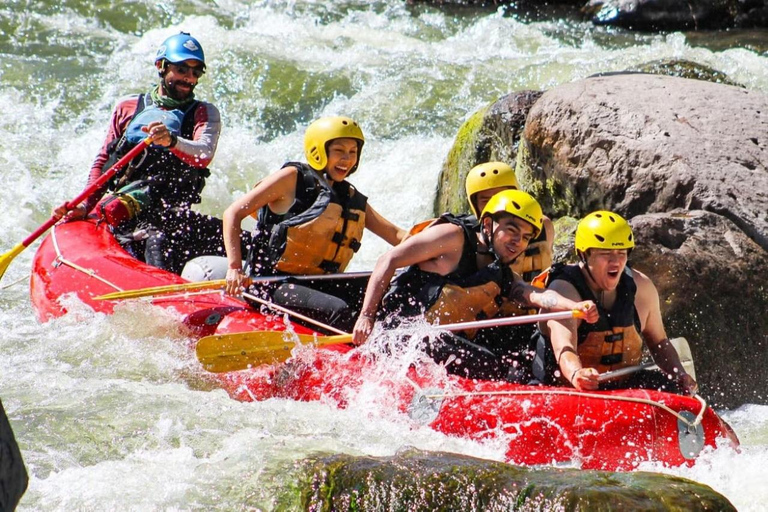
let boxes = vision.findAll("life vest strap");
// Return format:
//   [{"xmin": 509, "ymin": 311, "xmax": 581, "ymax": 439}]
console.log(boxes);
[
  {"xmin": 319, "ymin": 260, "xmax": 341, "ymax": 273},
  {"xmin": 605, "ymin": 332, "xmax": 625, "ymax": 343}
]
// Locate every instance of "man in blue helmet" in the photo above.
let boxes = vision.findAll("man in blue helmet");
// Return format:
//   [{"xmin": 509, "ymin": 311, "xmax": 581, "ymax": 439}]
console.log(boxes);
[{"xmin": 53, "ymin": 32, "xmax": 240, "ymax": 273}]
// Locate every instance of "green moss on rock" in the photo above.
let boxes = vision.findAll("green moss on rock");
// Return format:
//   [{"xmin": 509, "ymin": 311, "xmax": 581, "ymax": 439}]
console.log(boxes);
[
  {"xmin": 297, "ymin": 449, "xmax": 736, "ymax": 511},
  {"xmin": 627, "ymin": 59, "xmax": 743, "ymax": 87},
  {"xmin": 433, "ymin": 104, "xmax": 491, "ymax": 216}
]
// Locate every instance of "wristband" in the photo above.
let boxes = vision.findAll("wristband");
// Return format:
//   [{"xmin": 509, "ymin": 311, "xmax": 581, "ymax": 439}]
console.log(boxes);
[{"xmin": 570, "ymin": 368, "xmax": 582, "ymax": 384}]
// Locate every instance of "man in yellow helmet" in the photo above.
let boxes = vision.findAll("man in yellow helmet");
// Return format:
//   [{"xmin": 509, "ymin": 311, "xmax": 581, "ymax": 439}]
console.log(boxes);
[
  {"xmin": 465, "ymin": 161, "xmax": 555, "ymax": 283},
  {"xmin": 532, "ymin": 211, "xmax": 698, "ymax": 395},
  {"xmin": 223, "ymin": 116, "xmax": 405, "ymax": 332},
  {"xmin": 352, "ymin": 189, "xmax": 598, "ymax": 381},
  {"xmin": 458, "ymin": 161, "xmax": 557, "ymax": 377}
]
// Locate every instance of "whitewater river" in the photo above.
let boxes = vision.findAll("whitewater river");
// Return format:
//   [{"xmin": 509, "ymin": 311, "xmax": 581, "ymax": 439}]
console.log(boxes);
[{"xmin": 1, "ymin": 1, "xmax": 767, "ymax": 510}]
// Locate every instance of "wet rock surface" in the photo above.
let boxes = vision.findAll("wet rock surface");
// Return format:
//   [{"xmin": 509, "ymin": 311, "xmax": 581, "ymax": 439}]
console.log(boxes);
[
  {"xmin": 298, "ymin": 449, "xmax": 736, "ymax": 510},
  {"xmin": 434, "ymin": 90, "xmax": 543, "ymax": 215},
  {"xmin": 407, "ymin": 0, "xmax": 768, "ymax": 30}
]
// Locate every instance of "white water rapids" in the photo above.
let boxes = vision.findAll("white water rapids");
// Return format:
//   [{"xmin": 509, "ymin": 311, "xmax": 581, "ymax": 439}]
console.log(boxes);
[{"xmin": 1, "ymin": 1, "xmax": 767, "ymax": 509}]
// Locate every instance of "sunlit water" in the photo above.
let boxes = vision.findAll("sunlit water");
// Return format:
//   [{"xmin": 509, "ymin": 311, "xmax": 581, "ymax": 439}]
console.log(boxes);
[{"xmin": 1, "ymin": 1, "xmax": 767, "ymax": 510}]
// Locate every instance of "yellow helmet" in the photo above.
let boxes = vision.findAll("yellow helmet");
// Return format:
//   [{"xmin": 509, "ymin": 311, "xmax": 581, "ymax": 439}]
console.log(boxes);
[
  {"xmin": 575, "ymin": 211, "xmax": 635, "ymax": 254},
  {"xmin": 465, "ymin": 161, "xmax": 519, "ymax": 217},
  {"xmin": 304, "ymin": 116, "xmax": 365, "ymax": 173},
  {"xmin": 480, "ymin": 189, "xmax": 543, "ymax": 238}
]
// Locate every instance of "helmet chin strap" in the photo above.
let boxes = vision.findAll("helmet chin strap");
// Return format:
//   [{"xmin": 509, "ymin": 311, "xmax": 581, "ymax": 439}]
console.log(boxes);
[{"xmin": 579, "ymin": 251, "xmax": 600, "ymax": 289}]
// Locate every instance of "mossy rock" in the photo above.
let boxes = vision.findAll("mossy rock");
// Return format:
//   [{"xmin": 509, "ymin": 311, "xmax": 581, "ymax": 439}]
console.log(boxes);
[
  {"xmin": 626, "ymin": 59, "xmax": 744, "ymax": 87},
  {"xmin": 433, "ymin": 104, "xmax": 491, "ymax": 216},
  {"xmin": 434, "ymin": 90, "xmax": 544, "ymax": 216},
  {"xmin": 552, "ymin": 215, "xmax": 580, "ymax": 263},
  {"xmin": 298, "ymin": 449, "xmax": 735, "ymax": 511}
]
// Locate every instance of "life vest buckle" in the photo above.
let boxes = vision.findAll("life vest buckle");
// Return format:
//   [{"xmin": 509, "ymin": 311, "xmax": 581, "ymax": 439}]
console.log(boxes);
[
  {"xmin": 319, "ymin": 260, "xmax": 341, "ymax": 273},
  {"xmin": 600, "ymin": 353, "xmax": 623, "ymax": 365},
  {"xmin": 342, "ymin": 210, "xmax": 360, "ymax": 221}
]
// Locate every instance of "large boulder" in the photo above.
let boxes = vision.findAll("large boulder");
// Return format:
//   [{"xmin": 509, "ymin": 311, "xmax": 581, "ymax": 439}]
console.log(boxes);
[
  {"xmin": 297, "ymin": 449, "xmax": 736, "ymax": 510},
  {"xmin": 519, "ymin": 74, "xmax": 768, "ymax": 248},
  {"xmin": 407, "ymin": 0, "xmax": 768, "ymax": 29},
  {"xmin": 515, "ymin": 73, "xmax": 768, "ymax": 407},
  {"xmin": 0, "ymin": 398, "xmax": 28, "ymax": 511},
  {"xmin": 630, "ymin": 210, "xmax": 768, "ymax": 407}
]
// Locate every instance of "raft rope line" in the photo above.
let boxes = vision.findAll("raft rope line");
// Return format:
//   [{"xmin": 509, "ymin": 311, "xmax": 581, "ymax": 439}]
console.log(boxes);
[
  {"xmin": 50, "ymin": 225, "xmax": 123, "ymax": 292},
  {"xmin": 420, "ymin": 388, "xmax": 708, "ymax": 428},
  {"xmin": 0, "ymin": 273, "xmax": 30, "ymax": 290},
  {"xmin": 242, "ymin": 291, "xmax": 349, "ymax": 336}
]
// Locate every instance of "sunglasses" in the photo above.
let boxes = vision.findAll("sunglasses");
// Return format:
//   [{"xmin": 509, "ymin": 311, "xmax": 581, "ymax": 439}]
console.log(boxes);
[{"xmin": 169, "ymin": 62, "xmax": 205, "ymax": 78}]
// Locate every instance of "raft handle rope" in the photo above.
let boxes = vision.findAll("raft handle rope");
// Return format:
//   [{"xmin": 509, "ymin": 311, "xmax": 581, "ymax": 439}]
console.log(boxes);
[
  {"xmin": 242, "ymin": 291, "xmax": 348, "ymax": 336},
  {"xmin": 0, "ymin": 273, "xmax": 30, "ymax": 290},
  {"xmin": 419, "ymin": 388, "xmax": 708, "ymax": 429},
  {"xmin": 50, "ymin": 225, "xmax": 123, "ymax": 292}
]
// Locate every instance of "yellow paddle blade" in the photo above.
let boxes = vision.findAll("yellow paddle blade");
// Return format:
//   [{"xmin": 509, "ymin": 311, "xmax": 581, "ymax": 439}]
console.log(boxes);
[
  {"xmin": 196, "ymin": 331, "xmax": 353, "ymax": 373},
  {"xmin": 0, "ymin": 242, "xmax": 26, "ymax": 281},
  {"xmin": 94, "ymin": 279, "xmax": 228, "ymax": 300}
]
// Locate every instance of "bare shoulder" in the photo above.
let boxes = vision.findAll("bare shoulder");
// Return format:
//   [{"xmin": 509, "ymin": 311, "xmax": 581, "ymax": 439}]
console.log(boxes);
[
  {"xmin": 417, "ymin": 221, "xmax": 464, "ymax": 245},
  {"xmin": 630, "ymin": 268, "xmax": 656, "ymax": 290},
  {"xmin": 548, "ymin": 277, "xmax": 582, "ymax": 301}
]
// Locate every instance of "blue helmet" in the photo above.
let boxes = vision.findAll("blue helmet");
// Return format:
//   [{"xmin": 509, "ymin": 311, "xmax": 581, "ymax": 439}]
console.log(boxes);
[{"xmin": 155, "ymin": 32, "xmax": 205, "ymax": 67}]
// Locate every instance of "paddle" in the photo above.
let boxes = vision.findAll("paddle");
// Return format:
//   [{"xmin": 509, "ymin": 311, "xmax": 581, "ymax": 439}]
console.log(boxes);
[
  {"xmin": 93, "ymin": 271, "xmax": 373, "ymax": 301},
  {"xmin": 196, "ymin": 309, "xmax": 586, "ymax": 373},
  {"xmin": 597, "ymin": 337, "xmax": 696, "ymax": 382},
  {"xmin": 0, "ymin": 137, "xmax": 152, "ymax": 282}
]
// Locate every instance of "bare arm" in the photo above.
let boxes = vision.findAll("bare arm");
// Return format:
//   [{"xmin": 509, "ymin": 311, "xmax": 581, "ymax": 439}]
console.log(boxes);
[
  {"xmin": 364, "ymin": 203, "xmax": 407, "ymax": 246},
  {"xmin": 222, "ymin": 167, "xmax": 298, "ymax": 295},
  {"xmin": 351, "ymin": 223, "xmax": 465, "ymax": 344},
  {"xmin": 635, "ymin": 270, "xmax": 698, "ymax": 394},
  {"xmin": 538, "ymin": 279, "xmax": 601, "ymax": 390},
  {"xmin": 507, "ymin": 279, "xmax": 598, "ymax": 321}
]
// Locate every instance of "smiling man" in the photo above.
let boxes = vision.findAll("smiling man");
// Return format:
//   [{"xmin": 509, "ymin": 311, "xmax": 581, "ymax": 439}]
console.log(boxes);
[
  {"xmin": 52, "ymin": 32, "xmax": 231, "ymax": 274},
  {"xmin": 532, "ymin": 210, "xmax": 698, "ymax": 395},
  {"xmin": 352, "ymin": 189, "xmax": 598, "ymax": 381}
]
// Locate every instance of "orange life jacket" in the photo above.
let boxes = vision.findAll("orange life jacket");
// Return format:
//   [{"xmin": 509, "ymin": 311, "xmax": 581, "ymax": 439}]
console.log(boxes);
[{"xmin": 248, "ymin": 163, "xmax": 367, "ymax": 275}]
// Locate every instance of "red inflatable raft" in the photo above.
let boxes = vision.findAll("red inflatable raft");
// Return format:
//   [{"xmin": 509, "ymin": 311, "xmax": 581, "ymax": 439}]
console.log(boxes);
[
  {"xmin": 30, "ymin": 219, "xmax": 740, "ymax": 472},
  {"xmin": 219, "ymin": 344, "xmax": 740, "ymax": 471}
]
